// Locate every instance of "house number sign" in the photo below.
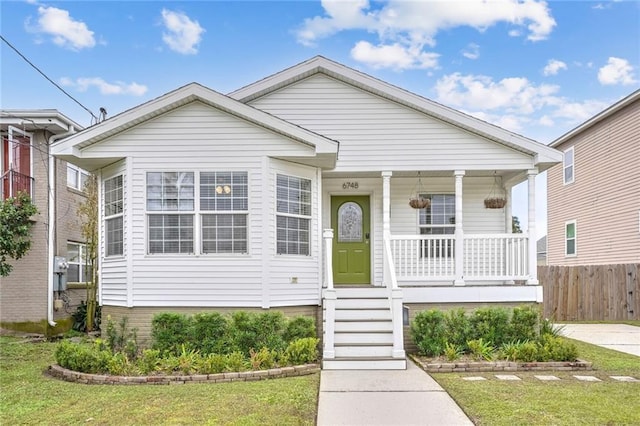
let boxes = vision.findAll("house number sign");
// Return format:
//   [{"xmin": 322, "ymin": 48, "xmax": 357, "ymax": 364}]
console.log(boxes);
[{"xmin": 342, "ymin": 181, "xmax": 359, "ymax": 189}]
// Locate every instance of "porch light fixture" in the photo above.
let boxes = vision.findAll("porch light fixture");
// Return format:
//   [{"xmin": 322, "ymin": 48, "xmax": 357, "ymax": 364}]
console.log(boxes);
[
  {"xmin": 215, "ymin": 185, "xmax": 231, "ymax": 194},
  {"xmin": 409, "ymin": 172, "xmax": 430, "ymax": 209}
]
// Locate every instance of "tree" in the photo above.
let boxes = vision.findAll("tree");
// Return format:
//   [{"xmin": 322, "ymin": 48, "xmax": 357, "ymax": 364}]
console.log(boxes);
[
  {"xmin": 0, "ymin": 192, "xmax": 38, "ymax": 277},
  {"xmin": 76, "ymin": 175, "xmax": 99, "ymax": 331},
  {"xmin": 512, "ymin": 216, "xmax": 523, "ymax": 233}
]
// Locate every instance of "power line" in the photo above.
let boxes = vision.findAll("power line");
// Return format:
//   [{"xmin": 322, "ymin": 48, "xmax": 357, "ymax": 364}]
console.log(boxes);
[{"xmin": 1, "ymin": 35, "xmax": 98, "ymax": 122}]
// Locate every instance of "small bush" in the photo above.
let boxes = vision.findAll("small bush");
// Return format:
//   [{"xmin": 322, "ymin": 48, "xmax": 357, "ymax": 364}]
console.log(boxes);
[
  {"xmin": 467, "ymin": 338, "xmax": 495, "ymax": 361},
  {"xmin": 538, "ymin": 335, "xmax": 578, "ymax": 362},
  {"xmin": 54, "ymin": 340, "xmax": 110, "ymax": 374},
  {"xmin": 225, "ymin": 351, "xmax": 249, "ymax": 372},
  {"xmin": 443, "ymin": 308, "xmax": 471, "ymax": 349},
  {"xmin": 509, "ymin": 305, "xmax": 539, "ymax": 342},
  {"xmin": 514, "ymin": 341, "xmax": 539, "ymax": 362},
  {"xmin": 411, "ymin": 309, "xmax": 446, "ymax": 356},
  {"xmin": 137, "ymin": 349, "xmax": 162, "ymax": 375},
  {"xmin": 105, "ymin": 316, "xmax": 138, "ymax": 359},
  {"xmin": 444, "ymin": 342, "xmax": 463, "ymax": 361},
  {"xmin": 190, "ymin": 312, "xmax": 228, "ymax": 354},
  {"xmin": 108, "ymin": 352, "xmax": 138, "ymax": 376},
  {"xmin": 151, "ymin": 313, "xmax": 191, "ymax": 355},
  {"xmin": 198, "ymin": 353, "xmax": 228, "ymax": 374},
  {"xmin": 469, "ymin": 307, "xmax": 510, "ymax": 347},
  {"xmin": 284, "ymin": 316, "xmax": 316, "ymax": 342},
  {"xmin": 227, "ymin": 311, "xmax": 287, "ymax": 355},
  {"xmin": 284, "ymin": 338, "xmax": 319, "ymax": 365},
  {"xmin": 499, "ymin": 340, "xmax": 525, "ymax": 362},
  {"xmin": 249, "ymin": 347, "xmax": 278, "ymax": 370}
]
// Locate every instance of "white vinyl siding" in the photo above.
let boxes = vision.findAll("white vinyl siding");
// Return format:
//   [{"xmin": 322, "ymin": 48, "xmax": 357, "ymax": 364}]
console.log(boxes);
[
  {"xmin": 249, "ymin": 74, "xmax": 534, "ymax": 173},
  {"xmin": 563, "ymin": 147, "xmax": 574, "ymax": 184},
  {"xmin": 88, "ymin": 102, "xmax": 320, "ymax": 307}
]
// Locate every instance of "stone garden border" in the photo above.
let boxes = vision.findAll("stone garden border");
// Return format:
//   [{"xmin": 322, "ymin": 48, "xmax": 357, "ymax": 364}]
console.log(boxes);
[
  {"xmin": 47, "ymin": 363, "xmax": 319, "ymax": 385},
  {"xmin": 409, "ymin": 354, "xmax": 592, "ymax": 373}
]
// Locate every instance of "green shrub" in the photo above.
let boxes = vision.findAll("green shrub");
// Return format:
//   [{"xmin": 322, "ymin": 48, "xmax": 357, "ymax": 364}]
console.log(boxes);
[
  {"xmin": 54, "ymin": 340, "xmax": 110, "ymax": 374},
  {"xmin": 540, "ymin": 317, "xmax": 564, "ymax": 338},
  {"xmin": 469, "ymin": 307, "xmax": 510, "ymax": 347},
  {"xmin": 137, "ymin": 349, "xmax": 162, "ymax": 375},
  {"xmin": 198, "ymin": 353, "xmax": 228, "ymax": 374},
  {"xmin": 514, "ymin": 341, "xmax": 539, "ymax": 362},
  {"xmin": 443, "ymin": 308, "xmax": 471, "ymax": 349},
  {"xmin": 105, "ymin": 316, "xmax": 138, "ymax": 359},
  {"xmin": 249, "ymin": 347, "xmax": 278, "ymax": 370},
  {"xmin": 509, "ymin": 305, "xmax": 539, "ymax": 342},
  {"xmin": 176, "ymin": 345, "xmax": 201, "ymax": 375},
  {"xmin": 190, "ymin": 312, "xmax": 228, "ymax": 355},
  {"xmin": 108, "ymin": 352, "xmax": 138, "ymax": 376},
  {"xmin": 499, "ymin": 340, "xmax": 525, "ymax": 362},
  {"xmin": 538, "ymin": 335, "xmax": 578, "ymax": 362},
  {"xmin": 467, "ymin": 338, "xmax": 495, "ymax": 361},
  {"xmin": 411, "ymin": 309, "xmax": 446, "ymax": 356},
  {"xmin": 443, "ymin": 342, "xmax": 463, "ymax": 361},
  {"xmin": 225, "ymin": 351, "xmax": 249, "ymax": 372},
  {"xmin": 284, "ymin": 316, "xmax": 316, "ymax": 342},
  {"xmin": 151, "ymin": 313, "xmax": 191, "ymax": 355},
  {"xmin": 284, "ymin": 338, "xmax": 319, "ymax": 365},
  {"xmin": 227, "ymin": 311, "xmax": 287, "ymax": 355}
]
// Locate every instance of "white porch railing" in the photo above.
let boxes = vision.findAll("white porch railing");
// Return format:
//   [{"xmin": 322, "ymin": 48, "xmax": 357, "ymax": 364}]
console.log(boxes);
[
  {"xmin": 383, "ymin": 235, "xmax": 406, "ymax": 358},
  {"xmin": 390, "ymin": 233, "xmax": 529, "ymax": 282}
]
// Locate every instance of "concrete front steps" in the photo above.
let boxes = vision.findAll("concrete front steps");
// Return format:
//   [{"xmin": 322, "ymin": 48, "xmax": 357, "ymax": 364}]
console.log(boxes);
[{"xmin": 323, "ymin": 286, "xmax": 406, "ymax": 370}]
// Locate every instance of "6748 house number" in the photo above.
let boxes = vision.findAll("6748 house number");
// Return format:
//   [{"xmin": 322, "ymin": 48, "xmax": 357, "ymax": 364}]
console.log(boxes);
[{"xmin": 342, "ymin": 181, "xmax": 359, "ymax": 189}]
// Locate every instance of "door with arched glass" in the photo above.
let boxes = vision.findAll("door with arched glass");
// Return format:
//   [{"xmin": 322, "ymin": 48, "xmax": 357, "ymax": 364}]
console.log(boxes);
[{"xmin": 331, "ymin": 195, "xmax": 370, "ymax": 284}]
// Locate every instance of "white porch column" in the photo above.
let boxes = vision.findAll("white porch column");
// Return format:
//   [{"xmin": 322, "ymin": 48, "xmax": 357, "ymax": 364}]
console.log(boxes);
[
  {"xmin": 382, "ymin": 171, "xmax": 392, "ymax": 283},
  {"xmin": 454, "ymin": 170, "xmax": 465, "ymax": 286},
  {"xmin": 322, "ymin": 229, "xmax": 336, "ymax": 359},
  {"xmin": 505, "ymin": 183, "xmax": 513, "ymax": 233},
  {"xmin": 527, "ymin": 169, "xmax": 539, "ymax": 285}
]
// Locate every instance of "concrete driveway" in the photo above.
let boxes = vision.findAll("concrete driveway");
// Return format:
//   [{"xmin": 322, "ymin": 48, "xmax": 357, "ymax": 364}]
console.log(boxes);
[{"xmin": 559, "ymin": 323, "xmax": 640, "ymax": 356}]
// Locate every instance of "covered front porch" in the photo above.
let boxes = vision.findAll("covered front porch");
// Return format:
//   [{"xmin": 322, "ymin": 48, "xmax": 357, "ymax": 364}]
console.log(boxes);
[{"xmin": 321, "ymin": 169, "xmax": 542, "ymax": 369}]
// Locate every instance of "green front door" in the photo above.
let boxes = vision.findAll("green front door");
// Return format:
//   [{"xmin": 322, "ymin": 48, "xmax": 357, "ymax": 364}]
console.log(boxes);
[{"xmin": 331, "ymin": 196, "xmax": 371, "ymax": 284}]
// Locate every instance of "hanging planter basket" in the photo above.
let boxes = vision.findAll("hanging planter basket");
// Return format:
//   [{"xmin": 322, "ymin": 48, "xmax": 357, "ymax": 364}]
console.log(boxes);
[
  {"xmin": 409, "ymin": 172, "xmax": 431, "ymax": 209},
  {"xmin": 484, "ymin": 172, "xmax": 506, "ymax": 209}
]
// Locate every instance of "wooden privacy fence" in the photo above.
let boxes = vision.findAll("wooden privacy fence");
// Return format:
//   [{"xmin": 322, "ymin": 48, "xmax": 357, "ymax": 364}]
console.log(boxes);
[{"xmin": 539, "ymin": 264, "xmax": 639, "ymax": 321}]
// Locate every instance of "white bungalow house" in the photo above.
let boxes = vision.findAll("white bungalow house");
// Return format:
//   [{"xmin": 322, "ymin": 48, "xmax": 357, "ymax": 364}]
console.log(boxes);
[{"xmin": 51, "ymin": 56, "xmax": 562, "ymax": 369}]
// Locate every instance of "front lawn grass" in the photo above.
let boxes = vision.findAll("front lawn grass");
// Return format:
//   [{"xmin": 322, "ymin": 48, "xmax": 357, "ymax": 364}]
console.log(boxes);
[
  {"xmin": 0, "ymin": 336, "xmax": 319, "ymax": 425},
  {"xmin": 432, "ymin": 338, "xmax": 640, "ymax": 425}
]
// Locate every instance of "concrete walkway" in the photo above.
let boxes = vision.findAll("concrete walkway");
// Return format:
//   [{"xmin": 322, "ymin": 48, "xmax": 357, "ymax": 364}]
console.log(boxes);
[
  {"xmin": 559, "ymin": 323, "xmax": 640, "ymax": 356},
  {"xmin": 316, "ymin": 360, "xmax": 473, "ymax": 426}
]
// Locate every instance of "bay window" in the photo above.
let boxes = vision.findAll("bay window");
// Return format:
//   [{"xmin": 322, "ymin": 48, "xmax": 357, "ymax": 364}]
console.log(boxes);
[
  {"xmin": 276, "ymin": 174, "xmax": 311, "ymax": 255},
  {"xmin": 104, "ymin": 175, "xmax": 123, "ymax": 256}
]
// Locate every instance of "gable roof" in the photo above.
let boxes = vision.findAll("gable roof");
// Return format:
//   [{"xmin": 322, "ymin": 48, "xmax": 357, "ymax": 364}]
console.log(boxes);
[
  {"xmin": 230, "ymin": 56, "xmax": 562, "ymax": 170},
  {"xmin": 51, "ymin": 83, "xmax": 339, "ymax": 169},
  {"xmin": 550, "ymin": 89, "xmax": 640, "ymax": 148}
]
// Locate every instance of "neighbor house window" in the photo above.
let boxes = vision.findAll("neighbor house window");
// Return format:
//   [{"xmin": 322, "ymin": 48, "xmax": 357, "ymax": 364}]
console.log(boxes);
[
  {"xmin": 146, "ymin": 172, "xmax": 194, "ymax": 254},
  {"xmin": 200, "ymin": 171, "xmax": 248, "ymax": 254},
  {"xmin": 276, "ymin": 174, "xmax": 311, "ymax": 255},
  {"xmin": 419, "ymin": 194, "xmax": 455, "ymax": 257},
  {"xmin": 2, "ymin": 126, "xmax": 33, "ymax": 199},
  {"xmin": 67, "ymin": 242, "xmax": 91, "ymax": 283},
  {"xmin": 104, "ymin": 175, "xmax": 123, "ymax": 256},
  {"xmin": 563, "ymin": 147, "xmax": 574, "ymax": 184},
  {"xmin": 565, "ymin": 220, "xmax": 577, "ymax": 256},
  {"xmin": 67, "ymin": 164, "xmax": 90, "ymax": 191}
]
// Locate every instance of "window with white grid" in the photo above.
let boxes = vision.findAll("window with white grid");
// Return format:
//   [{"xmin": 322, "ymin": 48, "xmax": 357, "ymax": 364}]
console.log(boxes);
[
  {"xmin": 146, "ymin": 172, "xmax": 194, "ymax": 254},
  {"xmin": 419, "ymin": 194, "xmax": 455, "ymax": 257},
  {"xmin": 67, "ymin": 241, "xmax": 92, "ymax": 283},
  {"xmin": 200, "ymin": 172, "xmax": 248, "ymax": 254},
  {"xmin": 104, "ymin": 175, "xmax": 123, "ymax": 256},
  {"xmin": 276, "ymin": 174, "xmax": 311, "ymax": 255}
]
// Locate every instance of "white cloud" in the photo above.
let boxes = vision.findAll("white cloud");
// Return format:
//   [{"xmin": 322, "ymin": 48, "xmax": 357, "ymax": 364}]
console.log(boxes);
[
  {"xmin": 29, "ymin": 6, "xmax": 95, "ymax": 50},
  {"xmin": 297, "ymin": 0, "xmax": 555, "ymax": 70},
  {"xmin": 543, "ymin": 59, "xmax": 567, "ymax": 76},
  {"xmin": 351, "ymin": 41, "xmax": 439, "ymax": 70},
  {"xmin": 60, "ymin": 77, "xmax": 148, "ymax": 96},
  {"xmin": 597, "ymin": 57, "xmax": 637, "ymax": 85},
  {"xmin": 161, "ymin": 9, "xmax": 205, "ymax": 55},
  {"xmin": 462, "ymin": 43, "xmax": 480, "ymax": 60}
]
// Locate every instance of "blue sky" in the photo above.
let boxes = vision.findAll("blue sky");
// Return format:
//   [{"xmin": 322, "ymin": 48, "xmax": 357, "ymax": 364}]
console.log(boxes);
[{"xmin": 2, "ymin": 0, "xmax": 639, "ymax": 236}]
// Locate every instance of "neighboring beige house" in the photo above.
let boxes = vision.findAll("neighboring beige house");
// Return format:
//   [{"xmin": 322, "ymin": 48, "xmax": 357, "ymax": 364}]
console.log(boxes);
[
  {"xmin": 0, "ymin": 110, "xmax": 89, "ymax": 334},
  {"xmin": 52, "ymin": 57, "xmax": 562, "ymax": 369},
  {"xmin": 547, "ymin": 89, "xmax": 640, "ymax": 266},
  {"xmin": 537, "ymin": 236, "xmax": 547, "ymax": 266}
]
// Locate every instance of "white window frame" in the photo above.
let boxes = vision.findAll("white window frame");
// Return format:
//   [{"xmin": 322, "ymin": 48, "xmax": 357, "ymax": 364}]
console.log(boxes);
[
  {"xmin": 104, "ymin": 175, "xmax": 124, "ymax": 257},
  {"xmin": 67, "ymin": 163, "xmax": 90, "ymax": 191},
  {"xmin": 200, "ymin": 171, "xmax": 249, "ymax": 254},
  {"xmin": 563, "ymin": 147, "xmax": 574, "ymax": 185},
  {"xmin": 276, "ymin": 173, "xmax": 312, "ymax": 256},
  {"xmin": 418, "ymin": 193, "xmax": 455, "ymax": 258},
  {"xmin": 2, "ymin": 126, "xmax": 34, "ymax": 199},
  {"xmin": 67, "ymin": 241, "xmax": 91, "ymax": 283},
  {"xmin": 146, "ymin": 171, "xmax": 195, "ymax": 255},
  {"xmin": 565, "ymin": 220, "xmax": 577, "ymax": 257}
]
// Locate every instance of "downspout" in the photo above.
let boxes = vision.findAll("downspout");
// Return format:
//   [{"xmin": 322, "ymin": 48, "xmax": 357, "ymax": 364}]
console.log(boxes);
[{"xmin": 47, "ymin": 125, "xmax": 76, "ymax": 327}]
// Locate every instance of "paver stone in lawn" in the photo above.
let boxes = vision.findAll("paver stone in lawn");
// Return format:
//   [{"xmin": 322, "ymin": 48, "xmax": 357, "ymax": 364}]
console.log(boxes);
[{"xmin": 610, "ymin": 376, "xmax": 640, "ymax": 382}]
